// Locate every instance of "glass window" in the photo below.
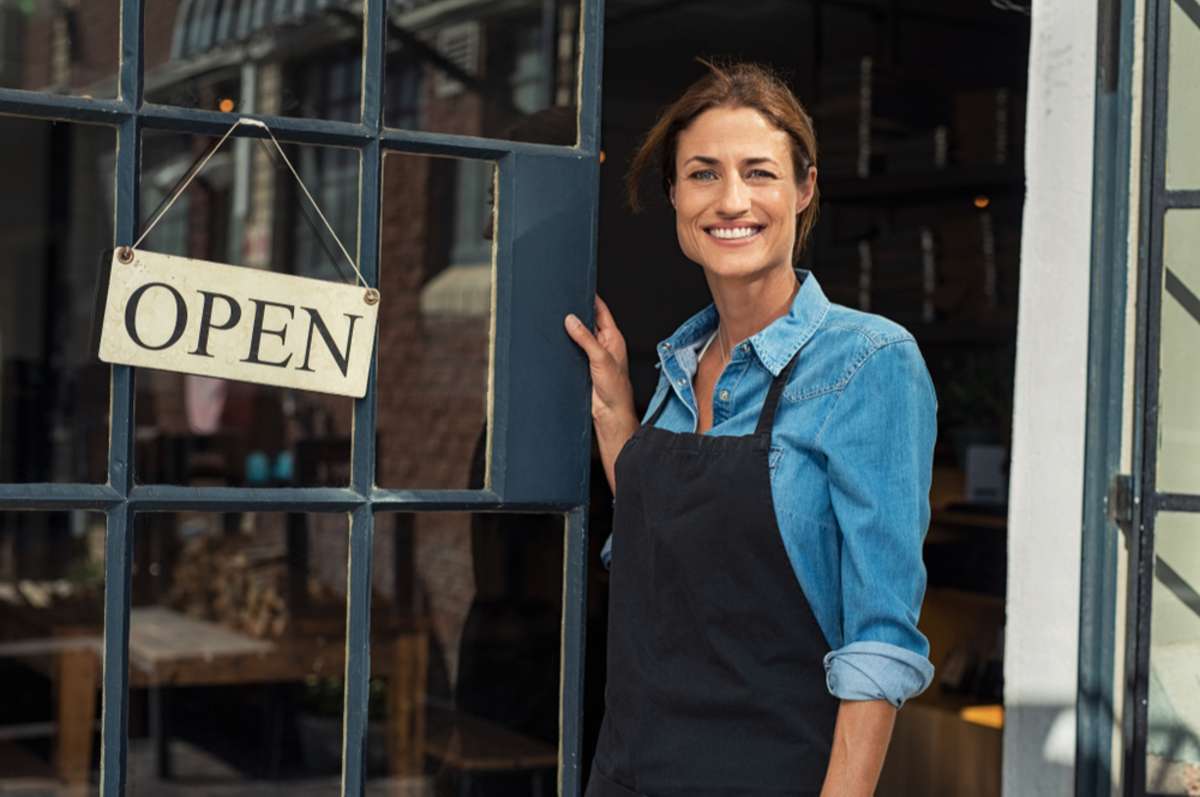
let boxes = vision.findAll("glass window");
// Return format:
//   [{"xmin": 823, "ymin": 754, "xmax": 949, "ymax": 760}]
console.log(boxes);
[
  {"xmin": 143, "ymin": 2, "xmax": 362, "ymax": 120},
  {"xmin": 134, "ymin": 130, "xmax": 360, "ymax": 486},
  {"xmin": 0, "ymin": 0, "xmax": 118, "ymax": 96},
  {"xmin": 128, "ymin": 512, "xmax": 347, "ymax": 793},
  {"xmin": 384, "ymin": 0, "xmax": 581, "ymax": 145},
  {"xmin": 0, "ymin": 511, "xmax": 104, "ymax": 794},
  {"xmin": 1166, "ymin": 0, "xmax": 1200, "ymax": 189},
  {"xmin": 376, "ymin": 153, "xmax": 495, "ymax": 489},
  {"xmin": 1146, "ymin": 512, "xmax": 1200, "ymax": 794},
  {"xmin": 367, "ymin": 512, "xmax": 564, "ymax": 790},
  {"xmin": 1156, "ymin": 209, "xmax": 1200, "ymax": 494},
  {"xmin": 0, "ymin": 118, "xmax": 114, "ymax": 484}
]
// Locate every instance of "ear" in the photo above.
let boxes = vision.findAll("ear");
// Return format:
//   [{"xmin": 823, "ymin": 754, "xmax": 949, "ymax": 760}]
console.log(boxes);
[
  {"xmin": 668, "ymin": 181, "xmax": 677, "ymax": 209},
  {"xmin": 795, "ymin": 165, "xmax": 818, "ymax": 213}
]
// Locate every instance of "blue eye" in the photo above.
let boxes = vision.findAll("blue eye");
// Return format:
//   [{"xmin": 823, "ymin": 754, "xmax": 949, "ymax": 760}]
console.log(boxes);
[
  {"xmin": 689, "ymin": 169, "xmax": 718, "ymax": 181},
  {"xmin": 748, "ymin": 169, "xmax": 777, "ymax": 179}
]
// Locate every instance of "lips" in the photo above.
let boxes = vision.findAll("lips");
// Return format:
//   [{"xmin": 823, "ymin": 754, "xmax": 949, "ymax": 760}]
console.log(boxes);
[{"xmin": 705, "ymin": 225, "xmax": 764, "ymax": 241}]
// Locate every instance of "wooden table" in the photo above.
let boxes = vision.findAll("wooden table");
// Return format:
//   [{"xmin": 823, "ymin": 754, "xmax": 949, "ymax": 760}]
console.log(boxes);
[{"xmin": 3, "ymin": 607, "xmax": 428, "ymax": 786}]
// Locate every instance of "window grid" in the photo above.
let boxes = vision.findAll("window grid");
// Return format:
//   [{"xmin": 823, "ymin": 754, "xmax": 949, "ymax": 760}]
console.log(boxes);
[
  {"xmin": 0, "ymin": 0, "xmax": 605, "ymax": 793},
  {"xmin": 1123, "ymin": 1, "xmax": 1200, "ymax": 796}
]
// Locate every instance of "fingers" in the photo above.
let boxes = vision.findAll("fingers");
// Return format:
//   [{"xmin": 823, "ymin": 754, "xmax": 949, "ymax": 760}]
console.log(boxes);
[
  {"xmin": 594, "ymin": 295, "xmax": 618, "ymax": 333},
  {"xmin": 564, "ymin": 313, "xmax": 608, "ymax": 363}
]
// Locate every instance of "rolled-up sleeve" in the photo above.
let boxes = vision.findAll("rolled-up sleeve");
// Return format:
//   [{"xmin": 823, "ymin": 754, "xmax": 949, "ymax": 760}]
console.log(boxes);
[{"xmin": 818, "ymin": 338, "xmax": 937, "ymax": 707}]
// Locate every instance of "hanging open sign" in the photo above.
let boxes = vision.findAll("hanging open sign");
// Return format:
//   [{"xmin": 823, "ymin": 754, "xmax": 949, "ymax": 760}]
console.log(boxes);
[
  {"xmin": 96, "ymin": 119, "xmax": 379, "ymax": 399},
  {"xmin": 99, "ymin": 248, "xmax": 378, "ymax": 398}
]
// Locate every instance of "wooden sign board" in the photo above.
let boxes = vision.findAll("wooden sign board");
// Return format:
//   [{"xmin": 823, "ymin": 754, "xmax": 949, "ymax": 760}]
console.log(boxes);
[{"xmin": 98, "ymin": 248, "xmax": 378, "ymax": 398}]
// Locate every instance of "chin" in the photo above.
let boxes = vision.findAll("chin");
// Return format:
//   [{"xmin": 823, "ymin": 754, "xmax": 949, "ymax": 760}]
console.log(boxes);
[{"xmin": 695, "ymin": 249, "xmax": 785, "ymax": 280}]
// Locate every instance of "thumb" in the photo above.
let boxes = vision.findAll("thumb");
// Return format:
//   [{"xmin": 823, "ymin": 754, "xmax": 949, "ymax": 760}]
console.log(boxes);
[{"xmin": 564, "ymin": 313, "xmax": 609, "ymax": 364}]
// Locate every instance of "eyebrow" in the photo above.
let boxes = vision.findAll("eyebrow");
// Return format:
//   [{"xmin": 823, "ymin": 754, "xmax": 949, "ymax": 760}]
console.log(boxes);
[{"xmin": 683, "ymin": 155, "xmax": 781, "ymax": 168}]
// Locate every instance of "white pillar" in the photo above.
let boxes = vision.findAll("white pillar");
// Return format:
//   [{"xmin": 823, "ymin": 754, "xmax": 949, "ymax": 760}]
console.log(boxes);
[{"xmin": 1004, "ymin": 1, "xmax": 1099, "ymax": 794}]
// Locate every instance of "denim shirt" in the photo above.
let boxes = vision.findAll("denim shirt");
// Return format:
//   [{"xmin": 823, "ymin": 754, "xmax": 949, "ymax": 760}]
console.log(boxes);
[{"xmin": 602, "ymin": 269, "xmax": 937, "ymax": 708}]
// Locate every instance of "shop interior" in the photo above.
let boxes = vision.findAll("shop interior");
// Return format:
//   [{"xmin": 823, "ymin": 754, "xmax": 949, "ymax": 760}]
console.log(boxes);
[{"xmin": 585, "ymin": 2, "xmax": 1030, "ymax": 795}]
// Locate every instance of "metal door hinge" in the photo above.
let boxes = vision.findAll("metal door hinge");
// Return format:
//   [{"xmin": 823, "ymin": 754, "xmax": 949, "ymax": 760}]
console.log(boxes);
[{"xmin": 1107, "ymin": 473, "xmax": 1133, "ymax": 530}]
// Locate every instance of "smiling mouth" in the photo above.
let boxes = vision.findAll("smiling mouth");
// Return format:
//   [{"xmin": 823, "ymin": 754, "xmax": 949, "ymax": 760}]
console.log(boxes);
[{"xmin": 706, "ymin": 225, "xmax": 764, "ymax": 241}]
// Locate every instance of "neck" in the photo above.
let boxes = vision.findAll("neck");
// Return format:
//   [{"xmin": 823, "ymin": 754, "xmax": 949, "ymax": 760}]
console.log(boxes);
[{"xmin": 704, "ymin": 264, "xmax": 799, "ymax": 346}]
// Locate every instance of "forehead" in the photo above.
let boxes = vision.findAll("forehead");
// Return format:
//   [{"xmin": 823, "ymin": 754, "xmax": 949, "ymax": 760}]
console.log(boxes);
[{"xmin": 676, "ymin": 106, "xmax": 792, "ymax": 164}]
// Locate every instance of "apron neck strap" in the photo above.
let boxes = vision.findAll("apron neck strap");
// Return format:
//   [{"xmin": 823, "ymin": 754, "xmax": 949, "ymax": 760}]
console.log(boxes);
[
  {"xmin": 754, "ymin": 351, "xmax": 801, "ymax": 435},
  {"xmin": 643, "ymin": 345, "xmax": 801, "ymax": 433}
]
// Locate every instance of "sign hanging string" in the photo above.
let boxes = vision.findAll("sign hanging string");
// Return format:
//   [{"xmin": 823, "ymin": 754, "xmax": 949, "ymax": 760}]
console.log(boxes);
[{"xmin": 131, "ymin": 117, "xmax": 369, "ymax": 290}]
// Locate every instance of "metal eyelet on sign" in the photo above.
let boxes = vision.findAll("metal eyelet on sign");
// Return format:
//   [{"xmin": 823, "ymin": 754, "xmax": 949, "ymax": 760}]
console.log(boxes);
[
  {"xmin": 117, "ymin": 247, "xmax": 134, "ymax": 264},
  {"xmin": 364, "ymin": 288, "xmax": 380, "ymax": 306}
]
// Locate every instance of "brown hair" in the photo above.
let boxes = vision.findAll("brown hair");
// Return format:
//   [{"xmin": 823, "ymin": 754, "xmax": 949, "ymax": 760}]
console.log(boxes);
[{"xmin": 626, "ymin": 60, "xmax": 820, "ymax": 261}]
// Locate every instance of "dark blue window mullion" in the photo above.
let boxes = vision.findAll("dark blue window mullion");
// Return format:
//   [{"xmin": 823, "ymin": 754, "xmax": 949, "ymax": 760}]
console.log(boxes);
[
  {"xmin": 342, "ymin": 0, "xmax": 385, "ymax": 791},
  {"xmin": 101, "ymin": 0, "xmax": 145, "ymax": 792},
  {"xmin": 560, "ymin": 506, "xmax": 590, "ymax": 797},
  {"xmin": 576, "ymin": 0, "xmax": 605, "ymax": 156}
]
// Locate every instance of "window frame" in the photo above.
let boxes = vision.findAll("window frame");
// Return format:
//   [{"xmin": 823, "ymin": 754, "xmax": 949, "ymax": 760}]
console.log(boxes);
[
  {"xmin": 0, "ymin": 0, "xmax": 604, "ymax": 794},
  {"xmin": 1120, "ymin": 1, "xmax": 1200, "ymax": 795}
]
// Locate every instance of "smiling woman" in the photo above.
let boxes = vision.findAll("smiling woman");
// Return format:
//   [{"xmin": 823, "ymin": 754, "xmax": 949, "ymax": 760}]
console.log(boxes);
[{"xmin": 564, "ymin": 61, "xmax": 937, "ymax": 797}]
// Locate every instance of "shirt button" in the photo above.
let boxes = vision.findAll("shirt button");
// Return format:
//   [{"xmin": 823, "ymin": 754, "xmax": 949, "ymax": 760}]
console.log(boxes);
[
  {"xmin": 675, "ymin": 378, "xmax": 686, "ymax": 386},
  {"xmin": 740, "ymin": 343, "xmax": 750, "ymax": 353},
  {"xmin": 719, "ymin": 389, "xmax": 730, "ymax": 401}
]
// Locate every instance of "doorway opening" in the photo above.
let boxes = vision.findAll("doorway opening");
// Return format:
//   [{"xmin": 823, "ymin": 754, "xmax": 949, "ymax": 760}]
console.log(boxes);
[{"xmin": 588, "ymin": 3, "xmax": 1031, "ymax": 794}]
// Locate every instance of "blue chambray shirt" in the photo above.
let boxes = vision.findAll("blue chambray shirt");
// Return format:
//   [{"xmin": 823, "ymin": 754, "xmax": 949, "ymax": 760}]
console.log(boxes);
[{"xmin": 601, "ymin": 269, "xmax": 937, "ymax": 708}]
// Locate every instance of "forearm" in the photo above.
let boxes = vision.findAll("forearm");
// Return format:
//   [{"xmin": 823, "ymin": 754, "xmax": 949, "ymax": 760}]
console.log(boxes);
[
  {"xmin": 594, "ymin": 410, "xmax": 639, "ymax": 493},
  {"xmin": 819, "ymin": 699, "xmax": 897, "ymax": 797}
]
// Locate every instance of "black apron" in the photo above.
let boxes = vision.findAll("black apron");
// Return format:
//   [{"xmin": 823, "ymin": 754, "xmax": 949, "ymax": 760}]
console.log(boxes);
[{"xmin": 587, "ymin": 349, "xmax": 839, "ymax": 797}]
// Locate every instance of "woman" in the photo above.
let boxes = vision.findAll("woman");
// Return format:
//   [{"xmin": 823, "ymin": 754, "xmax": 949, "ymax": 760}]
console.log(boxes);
[{"xmin": 564, "ymin": 61, "xmax": 937, "ymax": 797}]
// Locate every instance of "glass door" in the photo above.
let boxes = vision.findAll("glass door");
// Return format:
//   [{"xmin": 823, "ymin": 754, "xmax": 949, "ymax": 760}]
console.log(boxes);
[
  {"xmin": 0, "ymin": 0, "xmax": 605, "ymax": 794},
  {"xmin": 1122, "ymin": 0, "xmax": 1200, "ymax": 794}
]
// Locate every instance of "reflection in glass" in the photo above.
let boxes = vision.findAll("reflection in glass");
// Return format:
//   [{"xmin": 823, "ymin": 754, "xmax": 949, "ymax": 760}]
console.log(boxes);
[
  {"xmin": 1167, "ymin": 0, "xmax": 1200, "ymax": 189},
  {"xmin": 367, "ymin": 512, "xmax": 564, "ymax": 792},
  {"xmin": 128, "ymin": 512, "xmax": 347, "ymax": 794},
  {"xmin": 0, "ymin": 0, "xmax": 117, "ymax": 96},
  {"xmin": 144, "ymin": 2, "xmax": 361, "ymax": 121},
  {"xmin": 1147, "ymin": 512, "xmax": 1200, "ymax": 794},
  {"xmin": 376, "ymin": 154, "xmax": 496, "ymax": 489},
  {"xmin": 1157, "ymin": 210, "xmax": 1200, "ymax": 494},
  {"xmin": 385, "ymin": 0, "xmax": 581, "ymax": 144},
  {"xmin": 0, "ymin": 118, "xmax": 114, "ymax": 483},
  {"xmin": 0, "ymin": 512, "xmax": 104, "ymax": 794},
  {"xmin": 135, "ymin": 130, "xmax": 360, "ymax": 486}
]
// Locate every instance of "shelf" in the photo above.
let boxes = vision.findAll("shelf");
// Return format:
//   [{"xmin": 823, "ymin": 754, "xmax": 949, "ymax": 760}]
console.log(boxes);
[{"xmin": 821, "ymin": 166, "xmax": 1024, "ymax": 203}]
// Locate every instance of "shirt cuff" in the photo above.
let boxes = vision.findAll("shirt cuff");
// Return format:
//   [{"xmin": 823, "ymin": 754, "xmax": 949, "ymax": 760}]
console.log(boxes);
[
  {"xmin": 823, "ymin": 640, "xmax": 934, "ymax": 708},
  {"xmin": 600, "ymin": 533, "xmax": 612, "ymax": 570}
]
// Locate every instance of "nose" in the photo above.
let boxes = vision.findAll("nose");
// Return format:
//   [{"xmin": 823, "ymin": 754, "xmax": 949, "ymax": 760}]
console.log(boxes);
[{"xmin": 716, "ymin": 174, "xmax": 752, "ymax": 216}]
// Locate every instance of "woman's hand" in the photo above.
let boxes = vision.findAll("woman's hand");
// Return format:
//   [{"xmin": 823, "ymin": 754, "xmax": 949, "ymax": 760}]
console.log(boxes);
[{"xmin": 564, "ymin": 296, "xmax": 639, "ymax": 493}]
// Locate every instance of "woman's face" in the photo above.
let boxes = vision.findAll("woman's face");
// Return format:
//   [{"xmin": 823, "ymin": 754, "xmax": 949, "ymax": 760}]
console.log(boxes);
[{"xmin": 670, "ymin": 105, "xmax": 814, "ymax": 279}]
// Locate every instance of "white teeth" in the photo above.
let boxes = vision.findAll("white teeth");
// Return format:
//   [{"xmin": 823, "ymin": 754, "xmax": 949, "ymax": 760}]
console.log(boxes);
[{"xmin": 709, "ymin": 226, "xmax": 760, "ymax": 240}]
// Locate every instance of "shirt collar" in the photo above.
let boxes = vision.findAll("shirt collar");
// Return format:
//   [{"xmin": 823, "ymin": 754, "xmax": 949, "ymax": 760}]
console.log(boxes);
[{"xmin": 656, "ymin": 269, "xmax": 831, "ymax": 377}]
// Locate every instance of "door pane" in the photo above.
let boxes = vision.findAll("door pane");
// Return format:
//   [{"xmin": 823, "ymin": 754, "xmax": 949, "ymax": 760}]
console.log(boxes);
[
  {"xmin": 1166, "ymin": 0, "xmax": 1200, "ymax": 189},
  {"xmin": 0, "ymin": 118, "xmax": 114, "ymax": 484},
  {"xmin": 0, "ymin": 511, "xmax": 104, "ymax": 794},
  {"xmin": 0, "ymin": 0, "xmax": 117, "ymax": 97},
  {"xmin": 128, "ymin": 512, "xmax": 348, "ymax": 794},
  {"xmin": 144, "ymin": 2, "xmax": 361, "ymax": 121},
  {"xmin": 367, "ymin": 512, "xmax": 564, "ymax": 792},
  {"xmin": 133, "ymin": 130, "xmax": 358, "ymax": 487},
  {"xmin": 1146, "ymin": 511, "xmax": 1200, "ymax": 794},
  {"xmin": 1157, "ymin": 210, "xmax": 1200, "ymax": 493},
  {"xmin": 376, "ymin": 153, "xmax": 495, "ymax": 489},
  {"xmin": 385, "ymin": 0, "xmax": 581, "ymax": 145}
]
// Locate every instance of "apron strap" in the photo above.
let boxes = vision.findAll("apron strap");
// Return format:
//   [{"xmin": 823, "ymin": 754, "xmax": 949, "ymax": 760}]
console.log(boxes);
[
  {"xmin": 645, "ymin": 342, "xmax": 801, "ymax": 434},
  {"xmin": 754, "ymin": 350, "xmax": 802, "ymax": 435}
]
